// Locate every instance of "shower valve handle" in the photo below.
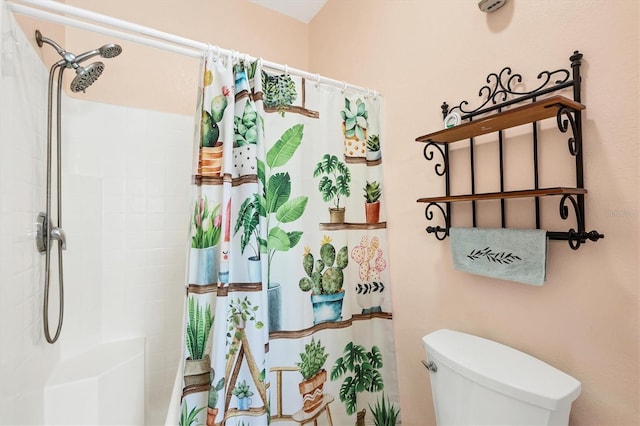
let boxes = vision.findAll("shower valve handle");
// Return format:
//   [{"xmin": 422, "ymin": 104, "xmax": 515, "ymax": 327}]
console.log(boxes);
[
  {"xmin": 36, "ymin": 213, "xmax": 66, "ymax": 252},
  {"xmin": 50, "ymin": 227, "xmax": 67, "ymax": 250}
]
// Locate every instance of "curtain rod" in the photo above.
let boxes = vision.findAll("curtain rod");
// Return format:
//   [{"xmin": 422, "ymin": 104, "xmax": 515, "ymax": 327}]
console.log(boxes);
[{"xmin": 7, "ymin": 0, "xmax": 380, "ymax": 97}]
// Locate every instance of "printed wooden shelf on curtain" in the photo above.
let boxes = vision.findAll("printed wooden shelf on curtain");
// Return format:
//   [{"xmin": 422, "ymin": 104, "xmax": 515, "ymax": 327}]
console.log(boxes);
[
  {"xmin": 319, "ymin": 222, "xmax": 387, "ymax": 231},
  {"xmin": 343, "ymin": 156, "xmax": 382, "ymax": 166},
  {"xmin": 268, "ymin": 312, "xmax": 394, "ymax": 340}
]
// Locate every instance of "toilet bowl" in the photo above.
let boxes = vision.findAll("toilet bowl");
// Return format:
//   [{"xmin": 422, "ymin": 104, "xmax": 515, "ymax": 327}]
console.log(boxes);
[{"xmin": 422, "ymin": 329, "xmax": 581, "ymax": 426}]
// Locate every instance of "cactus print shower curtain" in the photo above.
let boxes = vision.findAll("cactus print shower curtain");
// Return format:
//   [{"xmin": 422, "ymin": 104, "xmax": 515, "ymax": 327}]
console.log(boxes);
[{"xmin": 178, "ymin": 49, "xmax": 400, "ymax": 426}]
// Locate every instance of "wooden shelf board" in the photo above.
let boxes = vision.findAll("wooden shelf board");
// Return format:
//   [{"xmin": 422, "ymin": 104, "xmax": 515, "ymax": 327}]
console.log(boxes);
[
  {"xmin": 416, "ymin": 95, "xmax": 585, "ymax": 144},
  {"xmin": 417, "ymin": 187, "xmax": 587, "ymax": 203}
]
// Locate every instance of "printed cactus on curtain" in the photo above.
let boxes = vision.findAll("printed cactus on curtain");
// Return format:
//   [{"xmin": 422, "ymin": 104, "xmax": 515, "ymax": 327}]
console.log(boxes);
[
  {"xmin": 351, "ymin": 236, "xmax": 387, "ymax": 281},
  {"xmin": 299, "ymin": 236, "xmax": 349, "ymax": 295}
]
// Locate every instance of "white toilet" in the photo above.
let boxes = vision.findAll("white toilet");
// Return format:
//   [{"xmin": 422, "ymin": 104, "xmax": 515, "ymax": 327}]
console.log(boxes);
[{"xmin": 422, "ymin": 329, "xmax": 581, "ymax": 426}]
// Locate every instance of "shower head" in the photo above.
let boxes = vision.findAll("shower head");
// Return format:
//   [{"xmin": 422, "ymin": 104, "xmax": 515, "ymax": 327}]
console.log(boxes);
[
  {"xmin": 35, "ymin": 29, "xmax": 122, "ymax": 92},
  {"xmin": 74, "ymin": 43, "xmax": 123, "ymax": 63},
  {"xmin": 70, "ymin": 62, "xmax": 105, "ymax": 93}
]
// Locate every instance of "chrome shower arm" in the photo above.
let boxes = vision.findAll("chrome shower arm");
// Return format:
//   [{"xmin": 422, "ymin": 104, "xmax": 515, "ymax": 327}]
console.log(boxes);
[{"xmin": 73, "ymin": 49, "xmax": 100, "ymax": 63}]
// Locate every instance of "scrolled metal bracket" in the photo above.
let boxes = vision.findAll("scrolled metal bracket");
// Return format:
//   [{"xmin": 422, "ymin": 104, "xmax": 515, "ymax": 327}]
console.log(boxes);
[
  {"xmin": 423, "ymin": 142, "xmax": 447, "ymax": 176},
  {"xmin": 425, "ymin": 203, "xmax": 449, "ymax": 240},
  {"xmin": 556, "ymin": 106, "xmax": 580, "ymax": 156},
  {"xmin": 558, "ymin": 194, "xmax": 604, "ymax": 250}
]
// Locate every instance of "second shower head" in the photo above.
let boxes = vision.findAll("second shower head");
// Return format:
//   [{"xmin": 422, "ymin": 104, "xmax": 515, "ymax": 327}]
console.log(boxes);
[{"xmin": 70, "ymin": 62, "xmax": 105, "ymax": 93}]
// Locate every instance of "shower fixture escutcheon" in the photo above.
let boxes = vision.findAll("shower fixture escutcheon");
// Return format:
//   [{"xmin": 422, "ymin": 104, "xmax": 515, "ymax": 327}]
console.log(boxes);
[{"xmin": 36, "ymin": 212, "xmax": 66, "ymax": 253}]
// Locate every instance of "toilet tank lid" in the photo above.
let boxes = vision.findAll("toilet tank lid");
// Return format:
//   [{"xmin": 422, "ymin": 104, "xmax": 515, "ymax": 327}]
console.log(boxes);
[{"xmin": 422, "ymin": 329, "xmax": 581, "ymax": 410}]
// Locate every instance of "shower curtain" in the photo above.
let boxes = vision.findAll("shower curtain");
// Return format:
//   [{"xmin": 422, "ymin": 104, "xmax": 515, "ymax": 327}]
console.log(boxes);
[{"xmin": 178, "ymin": 49, "xmax": 399, "ymax": 426}]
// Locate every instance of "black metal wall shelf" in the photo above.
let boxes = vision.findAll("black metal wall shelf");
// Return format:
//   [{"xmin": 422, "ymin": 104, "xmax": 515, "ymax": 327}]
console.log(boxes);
[{"xmin": 416, "ymin": 51, "xmax": 604, "ymax": 250}]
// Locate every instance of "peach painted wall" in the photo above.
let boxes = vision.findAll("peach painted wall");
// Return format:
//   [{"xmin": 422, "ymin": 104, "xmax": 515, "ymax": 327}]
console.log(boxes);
[
  {"xmin": 309, "ymin": 1, "xmax": 639, "ymax": 425},
  {"xmin": 12, "ymin": 1, "xmax": 639, "ymax": 425},
  {"xmin": 18, "ymin": 0, "xmax": 310, "ymax": 115}
]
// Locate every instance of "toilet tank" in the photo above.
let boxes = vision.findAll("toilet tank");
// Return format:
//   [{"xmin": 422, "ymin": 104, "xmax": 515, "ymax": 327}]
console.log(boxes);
[{"xmin": 422, "ymin": 329, "xmax": 581, "ymax": 426}]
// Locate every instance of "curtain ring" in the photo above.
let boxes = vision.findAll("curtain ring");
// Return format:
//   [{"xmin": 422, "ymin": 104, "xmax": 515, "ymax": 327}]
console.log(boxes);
[
  {"xmin": 342, "ymin": 81, "xmax": 347, "ymax": 94},
  {"xmin": 284, "ymin": 64, "xmax": 289, "ymax": 76},
  {"xmin": 366, "ymin": 87, "xmax": 371, "ymax": 98},
  {"xmin": 315, "ymin": 73, "xmax": 321, "ymax": 88}
]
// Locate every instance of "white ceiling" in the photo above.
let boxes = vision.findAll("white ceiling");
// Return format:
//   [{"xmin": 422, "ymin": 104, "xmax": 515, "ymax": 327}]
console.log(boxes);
[{"xmin": 248, "ymin": 0, "xmax": 328, "ymax": 24}]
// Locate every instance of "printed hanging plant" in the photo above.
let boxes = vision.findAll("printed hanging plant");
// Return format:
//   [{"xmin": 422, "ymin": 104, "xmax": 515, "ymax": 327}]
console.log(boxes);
[{"xmin": 262, "ymin": 71, "xmax": 297, "ymax": 116}]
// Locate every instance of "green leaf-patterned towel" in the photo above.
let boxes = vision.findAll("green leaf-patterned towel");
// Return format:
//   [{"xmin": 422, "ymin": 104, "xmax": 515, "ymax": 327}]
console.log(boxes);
[{"xmin": 450, "ymin": 228, "xmax": 548, "ymax": 286}]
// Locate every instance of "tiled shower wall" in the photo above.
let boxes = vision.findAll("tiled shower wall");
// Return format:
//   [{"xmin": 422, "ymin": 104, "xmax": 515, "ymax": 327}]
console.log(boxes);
[
  {"xmin": 63, "ymin": 98, "xmax": 194, "ymax": 424},
  {"xmin": 1, "ymin": 8, "xmax": 194, "ymax": 424},
  {"xmin": 0, "ymin": 8, "xmax": 55, "ymax": 423}
]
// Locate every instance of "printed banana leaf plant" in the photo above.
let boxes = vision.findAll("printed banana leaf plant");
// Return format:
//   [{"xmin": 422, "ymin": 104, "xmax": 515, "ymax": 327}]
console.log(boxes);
[
  {"xmin": 234, "ymin": 193, "xmax": 261, "ymax": 259},
  {"xmin": 186, "ymin": 296, "xmax": 213, "ymax": 360},
  {"xmin": 236, "ymin": 124, "xmax": 308, "ymax": 287}
]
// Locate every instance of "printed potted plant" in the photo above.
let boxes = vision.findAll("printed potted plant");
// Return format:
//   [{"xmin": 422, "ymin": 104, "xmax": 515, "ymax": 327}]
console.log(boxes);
[
  {"xmin": 351, "ymin": 236, "xmax": 387, "ymax": 313},
  {"xmin": 233, "ymin": 193, "xmax": 262, "ymax": 282},
  {"xmin": 188, "ymin": 196, "xmax": 222, "ymax": 285},
  {"xmin": 238, "ymin": 124, "xmax": 308, "ymax": 331},
  {"xmin": 341, "ymin": 97, "xmax": 368, "ymax": 160},
  {"xmin": 366, "ymin": 134, "xmax": 381, "ymax": 162},
  {"xmin": 233, "ymin": 64, "xmax": 260, "ymax": 176},
  {"xmin": 369, "ymin": 393, "xmax": 400, "ymax": 426},
  {"xmin": 232, "ymin": 379, "xmax": 254, "ymax": 411},
  {"xmin": 184, "ymin": 296, "xmax": 213, "ymax": 387},
  {"xmin": 295, "ymin": 337, "xmax": 329, "ymax": 413},
  {"xmin": 331, "ymin": 342, "xmax": 384, "ymax": 416},
  {"xmin": 364, "ymin": 180, "xmax": 382, "ymax": 224},
  {"xmin": 199, "ymin": 85, "xmax": 230, "ymax": 177},
  {"xmin": 180, "ymin": 403, "xmax": 205, "ymax": 426},
  {"xmin": 206, "ymin": 368, "xmax": 225, "ymax": 426},
  {"xmin": 313, "ymin": 154, "xmax": 351, "ymax": 223},
  {"xmin": 299, "ymin": 235, "xmax": 349, "ymax": 324}
]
